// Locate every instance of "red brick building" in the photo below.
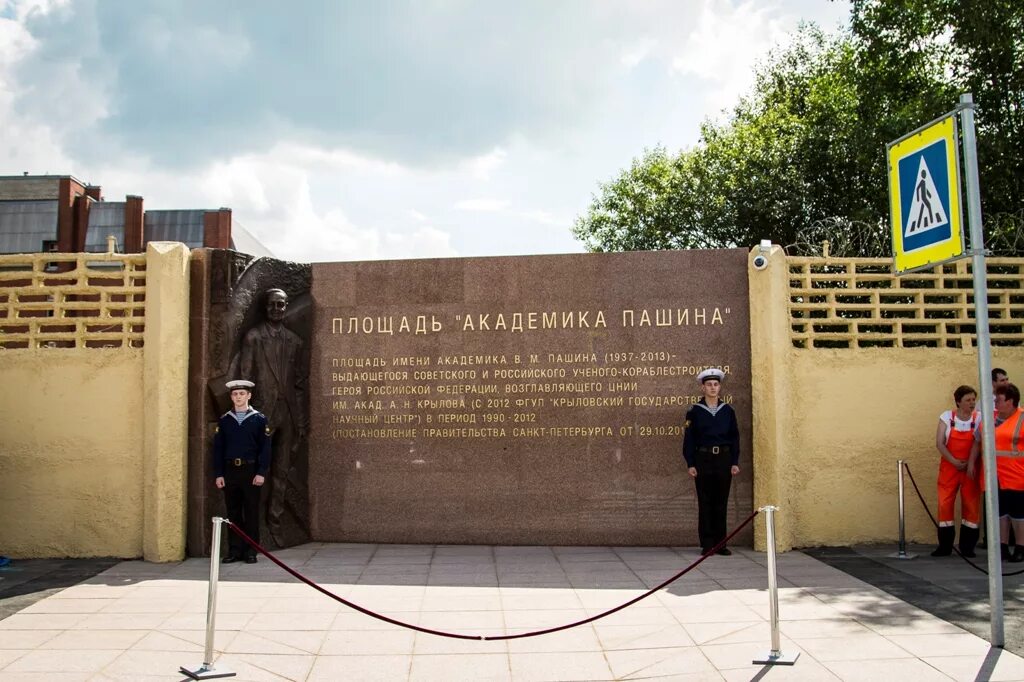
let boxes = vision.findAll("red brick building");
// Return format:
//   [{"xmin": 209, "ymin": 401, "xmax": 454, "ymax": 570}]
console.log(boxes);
[{"xmin": 0, "ymin": 174, "xmax": 271, "ymax": 256}]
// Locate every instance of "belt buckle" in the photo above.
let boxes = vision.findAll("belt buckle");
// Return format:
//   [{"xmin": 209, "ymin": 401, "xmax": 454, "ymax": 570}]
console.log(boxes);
[
  {"xmin": 232, "ymin": 458, "xmax": 243, "ymax": 466},
  {"xmin": 711, "ymin": 446, "xmax": 720, "ymax": 455}
]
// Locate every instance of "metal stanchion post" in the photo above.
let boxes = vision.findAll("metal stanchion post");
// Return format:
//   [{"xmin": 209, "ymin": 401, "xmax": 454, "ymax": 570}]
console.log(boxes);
[
  {"xmin": 753, "ymin": 506, "xmax": 799, "ymax": 665},
  {"xmin": 180, "ymin": 517, "xmax": 236, "ymax": 680},
  {"xmin": 890, "ymin": 460, "xmax": 917, "ymax": 559}
]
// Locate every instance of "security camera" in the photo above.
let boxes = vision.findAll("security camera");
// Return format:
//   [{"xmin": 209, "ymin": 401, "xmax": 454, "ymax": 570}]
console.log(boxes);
[{"xmin": 752, "ymin": 254, "xmax": 768, "ymax": 270}]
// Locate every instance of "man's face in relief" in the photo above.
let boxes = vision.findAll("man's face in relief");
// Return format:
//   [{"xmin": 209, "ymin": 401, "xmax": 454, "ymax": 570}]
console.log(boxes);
[{"xmin": 266, "ymin": 291, "xmax": 288, "ymax": 323}]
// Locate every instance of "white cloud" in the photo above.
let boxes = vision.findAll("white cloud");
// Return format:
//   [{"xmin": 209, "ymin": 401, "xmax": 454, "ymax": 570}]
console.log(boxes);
[
  {"xmin": 0, "ymin": 1, "xmax": 851, "ymax": 262},
  {"xmin": 458, "ymin": 147, "xmax": 507, "ymax": 181},
  {"xmin": 454, "ymin": 198, "xmax": 510, "ymax": 212},
  {"xmin": 671, "ymin": 0, "xmax": 790, "ymax": 111},
  {"xmin": 620, "ymin": 38, "xmax": 657, "ymax": 68}
]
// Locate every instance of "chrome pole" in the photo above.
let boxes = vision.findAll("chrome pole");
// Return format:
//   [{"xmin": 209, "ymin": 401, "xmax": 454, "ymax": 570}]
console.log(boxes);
[
  {"xmin": 180, "ymin": 517, "xmax": 236, "ymax": 679},
  {"xmin": 890, "ymin": 460, "xmax": 916, "ymax": 559},
  {"xmin": 753, "ymin": 506, "xmax": 799, "ymax": 665}
]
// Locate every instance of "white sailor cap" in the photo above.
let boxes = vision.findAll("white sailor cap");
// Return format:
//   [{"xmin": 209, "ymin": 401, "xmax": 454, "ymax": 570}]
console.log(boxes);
[
  {"xmin": 226, "ymin": 379, "xmax": 255, "ymax": 391},
  {"xmin": 697, "ymin": 368, "xmax": 725, "ymax": 384}
]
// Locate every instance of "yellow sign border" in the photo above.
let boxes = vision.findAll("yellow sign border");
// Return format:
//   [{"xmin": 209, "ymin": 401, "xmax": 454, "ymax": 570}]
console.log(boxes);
[{"xmin": 888, "ymin": 115, "xmax": 963, "ymax": 274}]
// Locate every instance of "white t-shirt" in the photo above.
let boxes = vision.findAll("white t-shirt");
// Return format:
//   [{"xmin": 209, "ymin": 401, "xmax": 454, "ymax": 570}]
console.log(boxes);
[{"xmin": 940, "ymin": 410, "xmax": 978, "ymax": 444}]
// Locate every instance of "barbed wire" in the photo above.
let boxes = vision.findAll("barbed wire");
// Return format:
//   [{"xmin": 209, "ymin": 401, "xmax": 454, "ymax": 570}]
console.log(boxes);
[{"xmin": 785, "ymin": 212, "xmax": 1024, "ymax": 258}]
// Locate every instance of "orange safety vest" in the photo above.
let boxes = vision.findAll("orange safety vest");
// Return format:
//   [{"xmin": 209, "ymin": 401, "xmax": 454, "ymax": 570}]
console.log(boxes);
[{"xmin": 995, "ymin": 408, "xmax": 1024, "ymax": 491}]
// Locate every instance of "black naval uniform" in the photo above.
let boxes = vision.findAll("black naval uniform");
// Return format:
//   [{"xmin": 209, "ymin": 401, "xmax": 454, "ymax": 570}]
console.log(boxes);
[
  {"xmin": 213, "ymin": 408, "xmax": 271, "ymax": 560},
  {"xmin": 682, "ymin": 399, "xmax": 740, "ymax": 553}
]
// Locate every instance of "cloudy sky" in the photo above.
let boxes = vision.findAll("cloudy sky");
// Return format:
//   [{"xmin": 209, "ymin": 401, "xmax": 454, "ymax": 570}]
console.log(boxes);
[{"xmin": 1, "ymin": 0, "xmax": 849, "ymax": 262}]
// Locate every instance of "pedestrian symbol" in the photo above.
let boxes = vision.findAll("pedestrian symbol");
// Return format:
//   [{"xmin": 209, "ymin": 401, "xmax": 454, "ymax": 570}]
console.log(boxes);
[
  {"xmin": 887, "ymin": 114, "xmax": 963, "ymax": 274},
  {"xmin": 905, "ymin": 156, "xmax": 948, "ymax": 237}
]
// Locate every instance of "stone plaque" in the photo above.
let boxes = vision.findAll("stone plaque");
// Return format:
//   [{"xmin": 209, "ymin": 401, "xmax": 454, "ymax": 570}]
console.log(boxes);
[{"xmin": 309, "ymin": 249, "xmax": 752, "ymax": 545}]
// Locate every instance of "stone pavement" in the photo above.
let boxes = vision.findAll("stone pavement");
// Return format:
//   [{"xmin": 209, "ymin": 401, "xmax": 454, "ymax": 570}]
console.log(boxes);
[{"xmin": 2, "ymin": 543, "xmax": 1024, "ymax": 681}]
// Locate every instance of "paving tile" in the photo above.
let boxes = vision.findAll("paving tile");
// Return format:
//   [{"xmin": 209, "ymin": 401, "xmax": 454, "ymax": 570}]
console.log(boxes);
[
  {"xmin": 212, "ymin": 652, "xmax": 315, "ymax": 681},
  {"xmin": 409, "ymin": 652, "xmax": 511, "ymax": 681},
  {"xmin": 412, "ymin": 629, "xmax": 508, "ymax": 655},
  {"xmin": 794, "ymin": 632, "xmax": 914, "ymax": 661},
  {"xmin": 417, "ymin": 609, "xmax": 504, "ymax": 630},
  {"xmin": 130, "ymin": 629, "xmax": 237, "ymax": 652},
  {"xmin": 508, "ymin": 650, "xmax": 613, "ymax": 681},
  {"xmin": 19, "ymin": 599, "xmax": 110, "ymax": 614},
  {"xmin": 719, "ymin": 655, "xmax": 841, "ymax": 681},
  {"xmin": 589, "ymin": 604, "xmax": 679, "ymax": 626},
  {"xmin": 306, "ymin": 654, "xmax": 412, "ymax": 681},
  {"xmin": 700, "ymin": 639, "xmax": 809, "ymax": 671},
  {"xmin": 780, "ymin": 618, "xmax": 874, "ymax": 639},
  {"xmin": 595, "ymin": 622, "xmax": 696, "ymax": 650},
  {"xmin": 0, "ymin": 649, "xmax": 29, "ymax": 667},
  {"xmin": 823, "ymin": 658, "xmax": 953, "ymax": 681},
  {"xmin": 500, "ymin": 590, "xmax": 583, "ymax": 611},
  {"xmin": 244, "ymin": 611, "xmax": 334, "ymax": 631},
  {"xmin": 39, "ymin": 629, "xmax": 147, "ymax": 650},
  {"xmin": 4, "ymin": 649, "xmax": 120, "ymax": 673},
  {"xmin": 923, "ymin": 652, "xmax": 1024, "ymax": 682},
  {"xmin": 0, "ymin": 613, "xmax": 89, "ymax": 630},
  {"xmin": 505, "ymin": 625, "xmax": 603, "ymax": 653},
  {"xmin": 420, "ymin": 592, "xmax": 502, "ymax": 612},
  {"xmin": 0, "ymin": 674, "xmax": 94, "ymax": 681},
  {"xmin": 0, "ymin": 630, "xmax": 61, "ymax": 649},
  {"xmin": 605, "ymin": 645, "xmax": 719, "ymax": 679},
  {"xmin": 503, "ymin": 608, "xmax": 589, "ymax": 630},
  {"xmin": 224, "ymin": 629, "xmax": 326, "ymax": 655},
  {"xmin": 887, "ymin": 632, "xmax": 993, "ymax": 657},
  {"xmin": 320, "ymin": 628, "xmax": 416, "ymax": 655},
  {"xmin": 331, "ymin": 610, "xmax": 421, "ymax": 630},
  {"xmin": 683, "ymin": 621, "xmax": 767, "ymax": 646}
]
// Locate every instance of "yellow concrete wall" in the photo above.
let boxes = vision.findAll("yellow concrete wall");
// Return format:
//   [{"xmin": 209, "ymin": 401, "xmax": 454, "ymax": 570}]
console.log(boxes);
[
  {"xmin": 0, "ymin": 350, "xmax": 145, "ymax": 557},
  {"xmin": 750, "ymin": 244, "xmax": 1024, "ymax": 550},
  {"xmin": 142, "ymin": 242, "xmax": 191, "ymax": 562},
  {"xmin": 0, "ymin": 243, "xmax": 190, "ymax": 560}
]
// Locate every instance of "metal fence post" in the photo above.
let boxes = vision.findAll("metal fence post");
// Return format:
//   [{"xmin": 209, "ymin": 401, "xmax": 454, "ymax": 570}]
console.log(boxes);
[
  {"xmin": 753, "ymin": 506, "xmax": 799, "ymax": 665},
  {"xmin": 180, "ymin": 517, "xmax": 236, "ymax": 680}
]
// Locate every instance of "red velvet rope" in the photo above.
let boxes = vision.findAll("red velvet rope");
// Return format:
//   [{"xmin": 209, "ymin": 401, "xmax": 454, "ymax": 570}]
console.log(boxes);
[
  {"xmin": 902, "ymin": 462, "xmax": 1024, "ymax": 577},
  {"xmin": 223, "ymin": 509, "xmax": 760, "ymax": 640}
]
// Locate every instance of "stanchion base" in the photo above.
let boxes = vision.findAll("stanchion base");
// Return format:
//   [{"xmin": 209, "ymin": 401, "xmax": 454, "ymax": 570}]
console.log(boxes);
[
  {"xmin": 179, "ymin": 664, "xmax": 236, "ymax": 679},
  {"xmin": 888, "ymin": 552, "xmax": 918, "ymax": 560},
  {"xmin": 753, "ymin": 650, "xmax": 800, "ymax": 665}
]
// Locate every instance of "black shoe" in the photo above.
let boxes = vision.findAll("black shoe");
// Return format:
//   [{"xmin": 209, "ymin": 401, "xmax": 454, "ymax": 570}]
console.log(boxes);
[
  {"xmin": 1001, "ymin": 544, "xmax": 1012, "ymax": 561},
  {"xmin": 701, "ymin": 547, "xmax": 712, "ymax": 556},
  {"xmin": 1011, "ymin": 548, "xmax": 1024, "ymax": 564},
  {"xmin": 245, "ymin": 554, "xmax": 258, "ymax": 564},
  {"xmin": 222, "ymin": 554, "xmax": 242, "ymax": 564},
  {"xmin": 717, "ymin": 547, "xmax": 732, "ymax": 556}
]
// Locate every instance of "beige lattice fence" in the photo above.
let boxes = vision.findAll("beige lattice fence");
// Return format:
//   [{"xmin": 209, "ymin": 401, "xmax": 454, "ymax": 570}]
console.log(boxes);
[
  {"xmin": 789, "ymin": 257, "xmax": 1024, "ymax": 349},
  {"xmin": 0, "ymin": 251, "xmax": 146, "ymax": 349}
]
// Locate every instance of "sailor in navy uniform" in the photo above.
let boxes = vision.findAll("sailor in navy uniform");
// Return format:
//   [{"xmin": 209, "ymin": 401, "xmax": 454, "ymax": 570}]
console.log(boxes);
[
  {"xmin": 214, "ymin": 379, "xmax": 271, "ymax": 564},
  {"xmin": 683, "ymin": 368, "xmax": 741, "ymax": 556}
]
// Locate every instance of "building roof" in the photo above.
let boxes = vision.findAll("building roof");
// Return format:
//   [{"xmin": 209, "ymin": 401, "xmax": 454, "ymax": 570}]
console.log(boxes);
[{"xmin": 229, "ymin": 221, "xmax": 274, "ymax": 258}]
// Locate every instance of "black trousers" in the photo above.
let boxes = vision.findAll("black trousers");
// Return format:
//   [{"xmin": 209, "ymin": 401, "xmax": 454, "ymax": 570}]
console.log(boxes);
[
  {"xmin": 223, "ymin": 464, "xmax": 261, "ymax": 558},
  {"xmin": 694, "ymin": 451, "xmax": 732, "ymax": 550}
]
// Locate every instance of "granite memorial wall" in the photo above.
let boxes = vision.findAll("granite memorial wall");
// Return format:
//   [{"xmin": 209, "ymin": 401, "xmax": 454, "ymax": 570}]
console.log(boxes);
[{"xmin": 308, "ymin": 249, "xmax": 752, "ymax": 546}]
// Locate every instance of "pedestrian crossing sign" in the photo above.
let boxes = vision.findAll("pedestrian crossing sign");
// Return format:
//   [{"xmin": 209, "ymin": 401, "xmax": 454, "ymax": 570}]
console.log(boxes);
[{"xmin": 887, "ymin": 114, "xmax": 964, "ymax": 274}]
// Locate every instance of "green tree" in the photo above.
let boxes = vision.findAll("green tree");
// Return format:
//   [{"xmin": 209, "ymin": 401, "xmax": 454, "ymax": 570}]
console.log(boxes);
[{"xmin": 575, "ymin": 2, "xmax": 1024, "ymax": 255}]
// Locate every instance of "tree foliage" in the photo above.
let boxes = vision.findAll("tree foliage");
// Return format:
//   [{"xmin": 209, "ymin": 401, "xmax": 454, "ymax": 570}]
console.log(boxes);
[{"xmin": 574, "ymin": 1, "xmax": 1024, "ymax": 256}]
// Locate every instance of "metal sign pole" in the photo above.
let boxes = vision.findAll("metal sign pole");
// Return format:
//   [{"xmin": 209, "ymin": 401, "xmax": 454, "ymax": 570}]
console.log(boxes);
[
  {"xmin": 753, "ymin": 506, "xmax": 799, "ymax": 665},
  {"xmin": 180, "ymin": 517, "xmax": 236, "ymax": 680},
  {"xmin": 961, "ymin": 92, "xmax": 1003, "ymax": 647}
]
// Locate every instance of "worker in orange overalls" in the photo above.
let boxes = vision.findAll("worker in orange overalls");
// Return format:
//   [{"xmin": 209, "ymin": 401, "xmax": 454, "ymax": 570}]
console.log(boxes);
[
  {"xmin": 932, "ymin": 385, "xmax": 981, "ymax": 557},
  {"xmin": 969, "ymin": 383, "xmax": 1024, "ymax": 562}
]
